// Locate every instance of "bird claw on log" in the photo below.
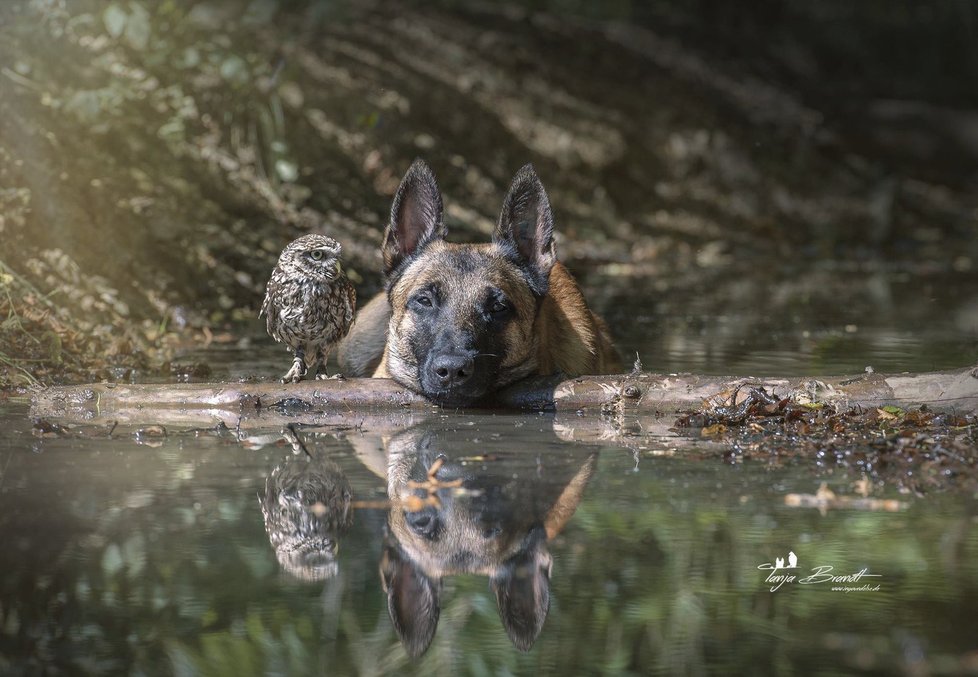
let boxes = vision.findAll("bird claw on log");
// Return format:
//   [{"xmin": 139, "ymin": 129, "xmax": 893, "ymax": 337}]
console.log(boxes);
[{"xmin": 281, "ymin": 358, "xmax": 307, "ymax": 384}]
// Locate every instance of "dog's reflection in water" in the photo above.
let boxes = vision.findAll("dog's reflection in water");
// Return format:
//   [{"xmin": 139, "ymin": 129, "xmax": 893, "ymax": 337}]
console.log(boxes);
[
  {"xmin": 260, "ymin": 428, "xmax": 353, "ymax": 582},
  {"xmin": 377, "ymin": 425, "xmax": 596, "ymax": 657}
]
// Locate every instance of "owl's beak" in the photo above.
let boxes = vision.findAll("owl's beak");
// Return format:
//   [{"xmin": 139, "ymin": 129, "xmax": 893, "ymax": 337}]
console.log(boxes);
[{"xmin": 334, "ymin": 262, "xmax": 343, "ymax": 276}]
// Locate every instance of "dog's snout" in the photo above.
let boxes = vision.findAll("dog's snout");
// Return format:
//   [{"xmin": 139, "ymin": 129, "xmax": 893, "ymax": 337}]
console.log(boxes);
[
  {"xmin": 405, "ymin": 506, "xmax": 441, "ymax": 539},
  {"xmin": 431, "ymin": 353, "xmax": 474, "ymax": 388}
]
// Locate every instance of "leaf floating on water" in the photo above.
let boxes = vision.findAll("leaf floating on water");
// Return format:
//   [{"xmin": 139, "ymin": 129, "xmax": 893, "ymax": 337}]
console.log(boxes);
[
  {"xmin": 785, "ymin": 482, "xmax": 906, "ymax": 513},
  {"xmin": 876, "ymin": 405, "xmax": 906, "ymax": 423},
  {"xmin": 853, "ymin": 476, "xmax": 873, "ymax": 497},
  {"xmin": 901, "ymin": 410, "xmax": 932, "ymax": 427},
  {"xmin": 674, "ymin": 389, "xmax": 977, "ymax": 493},
  {"xmin": 701, "ymin": 423, "xmax": 726, "ymax": 437},
  {"xmin": 134, "ymin": 425, "xmax": 167, "ymax": 447},
  {"xmin": 32, "ymin": 418, "xmax": 69, "ymax": 438},
  {"xmin": 814, "ymin": 482, "xmax": 836, "ymax": 501}
]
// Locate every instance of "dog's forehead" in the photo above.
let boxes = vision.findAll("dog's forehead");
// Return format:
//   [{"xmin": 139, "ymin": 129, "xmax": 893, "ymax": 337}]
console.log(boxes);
[{"xmin": 395, "ymin": 242, "xmax": 530, "ymax": 300}]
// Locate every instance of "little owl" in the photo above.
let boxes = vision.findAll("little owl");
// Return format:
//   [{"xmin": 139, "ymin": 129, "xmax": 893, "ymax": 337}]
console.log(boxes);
[{"xmin": 261, "ymin": 234, "xmax": 356, "ymax": 382}]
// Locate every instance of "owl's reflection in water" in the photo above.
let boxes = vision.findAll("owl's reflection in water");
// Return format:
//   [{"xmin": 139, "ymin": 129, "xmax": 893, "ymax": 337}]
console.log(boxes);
[{"xmin": 259, "ymin": 428, "xmax": 353, "ymax": 582}]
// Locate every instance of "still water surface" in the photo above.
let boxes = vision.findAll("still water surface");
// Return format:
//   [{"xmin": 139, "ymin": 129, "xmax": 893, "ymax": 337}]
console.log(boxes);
[
  {"xmin": 183, "ymin": 267, "xmax": 978, "ymax": 381},
  {"xmin": 1, "ymin": 397, "xmax": 976, "ymax": 675},
  {"xmin": 3, "ymin": 265, "xmax": 978, "ymax": 675}
]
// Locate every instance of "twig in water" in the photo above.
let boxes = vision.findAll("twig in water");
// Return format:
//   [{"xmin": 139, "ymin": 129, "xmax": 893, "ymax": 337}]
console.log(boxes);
[{"xmin": 285, "ymin": 423, "xmax": 312, "ymax": 457}]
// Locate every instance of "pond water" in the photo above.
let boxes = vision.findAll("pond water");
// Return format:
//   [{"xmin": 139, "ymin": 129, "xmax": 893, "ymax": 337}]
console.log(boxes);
[
  {"xmin": 4, "ymin": 258, "xmax": 978, "ymax": 675},
  {"xmin": 172, "ymin": 265, "xmax": 978, "ymax": 385},
  {"xmin": 590, "ymin": 267, "xmax": 978, "ymax": 378},
  {"xmin": 2, "ymin": 396, "xmax": 977, "ymax": 675}
]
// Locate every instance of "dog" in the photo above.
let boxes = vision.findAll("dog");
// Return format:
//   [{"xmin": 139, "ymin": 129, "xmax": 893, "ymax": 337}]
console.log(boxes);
[
  {"xmin": 375, "ymin": 421, "xmax": 597, "ymax": 657},
  {"xmin": 338, "ymin": 159, "xmax": 620, "ymax": 406}
]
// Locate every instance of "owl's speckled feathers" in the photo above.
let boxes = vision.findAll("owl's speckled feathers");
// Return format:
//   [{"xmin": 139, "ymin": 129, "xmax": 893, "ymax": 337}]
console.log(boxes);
[{"xmin": 260, "ymin": 234, "xmax": 356, "ymax": 382}]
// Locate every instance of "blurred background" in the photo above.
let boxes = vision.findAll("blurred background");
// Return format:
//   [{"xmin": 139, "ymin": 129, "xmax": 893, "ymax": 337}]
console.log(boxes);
[{"xmin": 1, "ymin": 0, "xmax": 976, "ymax": 386}]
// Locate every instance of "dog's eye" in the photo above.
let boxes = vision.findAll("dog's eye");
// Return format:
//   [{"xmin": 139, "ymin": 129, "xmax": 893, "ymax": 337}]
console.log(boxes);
[
  {"xmin": 490, "ymin": 300, "xmax": 508, "ymax": 314},
  {"xmin": 413, "ymin": 294, "xmax": 433, "ymax": 308},
  {"xmin": 310, "ymin": 250, "xmax": 324, "ymax": 261}
]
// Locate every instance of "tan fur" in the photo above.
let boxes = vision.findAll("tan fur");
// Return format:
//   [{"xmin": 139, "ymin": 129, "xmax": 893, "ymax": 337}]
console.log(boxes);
[
  {"xmin": 371, "ymin": 419, "xmax": 599, "ymax": 655},
  {"xmin": 383, "ymin": 425, "xmax": 597, "ymax": 576},
  {"xmin": 368, "ymin": 252, "xmax": 620, "ymax": 382},
  {"xmin": 535, "ymin": 263, "xmax": 618, "ymax": 375},
  {"xmin": 334, "ymin": 159, "xmax": 620, "ymax": 401}
]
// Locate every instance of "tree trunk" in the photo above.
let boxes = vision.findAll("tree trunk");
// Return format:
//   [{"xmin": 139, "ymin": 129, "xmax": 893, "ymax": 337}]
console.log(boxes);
[{"xmin": 31, "ymin": 366, "xmax": 978, "ymax": 426}]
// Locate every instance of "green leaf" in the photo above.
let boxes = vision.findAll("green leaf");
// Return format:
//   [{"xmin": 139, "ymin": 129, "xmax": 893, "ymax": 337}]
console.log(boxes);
[
  {"xmin": 882, "ymin": 405, "xmax": 904, "ymax": 415},
  {"xmin": 243, "ymin": 0, "xmax": 277, "ymax": 25},
  {"xmin": 219, "ymin": 55, "xmax": 249, "ymax": 85},
  {"xmin": 103, "ymin": 4, "xmax": 127, "ymax": 38},
  {"xmin": 124, "ymin": 2, "xmax": 151, "ymax": 51},
  {"xmin": 274, "ymin": 159, "xmax": 298, "ymax": 183},
  {"xmin": 102, "ymin": 543, "xmax": 124, "ymax": 576},
  {"xmin": 65, "ymin": 90, "xmax": 101, "ymax": 123},
  {"xmin": 157, "ymin": 118, "xmax": 185, "ymax": 143}
]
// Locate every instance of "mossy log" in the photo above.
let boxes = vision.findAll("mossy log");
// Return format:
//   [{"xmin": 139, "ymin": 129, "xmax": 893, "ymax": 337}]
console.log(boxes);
[{"xmin": 31, "ymin": 366, "xmax": 978, "ymax": 425}]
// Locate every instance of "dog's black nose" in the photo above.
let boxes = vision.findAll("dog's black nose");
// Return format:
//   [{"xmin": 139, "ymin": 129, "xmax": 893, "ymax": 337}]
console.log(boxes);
[
  {"xmin": 431, "ymin": 353, "xmax": 474, "ymax": 388},
  {"xmin": 405, "ymin": 506, "xmax": 440, "ymax": 539}
]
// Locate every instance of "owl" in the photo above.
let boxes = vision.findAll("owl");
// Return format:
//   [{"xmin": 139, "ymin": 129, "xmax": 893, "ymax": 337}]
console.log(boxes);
[
  {"xmin": 260, "ymin": 234, "xmax": 356, "ymax": 382},
  {"xmin": 260, "ymin": 448, "xmax": 353, "ymax": 581}
]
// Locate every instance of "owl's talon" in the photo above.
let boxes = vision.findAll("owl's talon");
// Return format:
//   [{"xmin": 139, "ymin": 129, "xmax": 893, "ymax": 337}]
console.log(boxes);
[{"xmin": 282, "ymin": 359, "xmax": 306, "ymax": 383}]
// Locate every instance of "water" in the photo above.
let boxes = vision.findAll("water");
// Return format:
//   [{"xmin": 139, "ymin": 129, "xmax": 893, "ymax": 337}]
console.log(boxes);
[
  {"xmin": 5, "ymin": 253, "xmax": 978, "ymax": 676},
  {"xmin": 2, "ymin": 401, "xmax": 977, "ymax": 675},
  {"xmin": 591, "ymin": 267, "xmax": 978, "ymax": 377},
  {"xmin": 166, "ymin": 264, "xmax": 978, "ymax": 387}
]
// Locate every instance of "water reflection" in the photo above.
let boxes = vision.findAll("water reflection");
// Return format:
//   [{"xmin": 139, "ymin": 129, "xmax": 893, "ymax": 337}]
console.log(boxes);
[
  {"xmin": 6, "ymin": 405, "xmax": 978, "ymax": 674},
  {"xmin": 374, "ymin": 423, "xmax": 596, "ymax": 657},
  {"xmin": 255, "ymin": 417, "xmax": 599, "ymax": 657},
  {"xmin": 260, "ymin": 427, "xmax": 353, "ymax": 582}
]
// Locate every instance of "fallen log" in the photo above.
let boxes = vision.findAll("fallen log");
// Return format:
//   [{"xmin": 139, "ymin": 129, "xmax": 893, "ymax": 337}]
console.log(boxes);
[{"xmin": 30, "ymin": 366, "xmax": 978, "ymax": 424}]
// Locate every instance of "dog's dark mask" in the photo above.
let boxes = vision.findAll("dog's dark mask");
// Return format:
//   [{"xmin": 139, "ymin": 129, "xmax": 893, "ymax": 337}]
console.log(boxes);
[{"xmin": 380, "ymin": 160, "xmax": 556, "ymax": 406}]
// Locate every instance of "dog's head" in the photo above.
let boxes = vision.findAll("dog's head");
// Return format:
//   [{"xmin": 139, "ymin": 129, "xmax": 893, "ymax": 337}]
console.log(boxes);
[
  {"xmin": 380, "ymin": 160, "xmax": 558, "ymax": 407},
  {"xmin": 377, "ymin": 425, "xmax": 596, "ymax": 657}
]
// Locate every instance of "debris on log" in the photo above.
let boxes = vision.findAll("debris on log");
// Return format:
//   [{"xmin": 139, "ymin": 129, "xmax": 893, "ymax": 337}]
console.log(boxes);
[{"xmin": 30, "ymin": 366, "xmax": 978, "ymax": 424}]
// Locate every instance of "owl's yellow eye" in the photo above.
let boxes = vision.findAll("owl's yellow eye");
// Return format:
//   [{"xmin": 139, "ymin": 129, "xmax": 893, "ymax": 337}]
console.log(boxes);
[{"xmin": 310, "ymin": 250, "xmax": 324, "ymax": 261}]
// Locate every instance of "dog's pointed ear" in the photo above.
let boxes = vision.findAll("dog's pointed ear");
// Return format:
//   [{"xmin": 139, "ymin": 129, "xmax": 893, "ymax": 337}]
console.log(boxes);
[
  {"xmin": 490, "ymin": 528, "xmax": 552, "ymax": 652},
  {"xmin": 384, "ymin": 159, "xmax": 446, "ymax": 276},
  {"xmin": 493, "ymin": 164, "xmax": 556, "ymax": 294},
  {"xmin": 380, "ymin": 539, "xmax": 440, "ymax": 658}
]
